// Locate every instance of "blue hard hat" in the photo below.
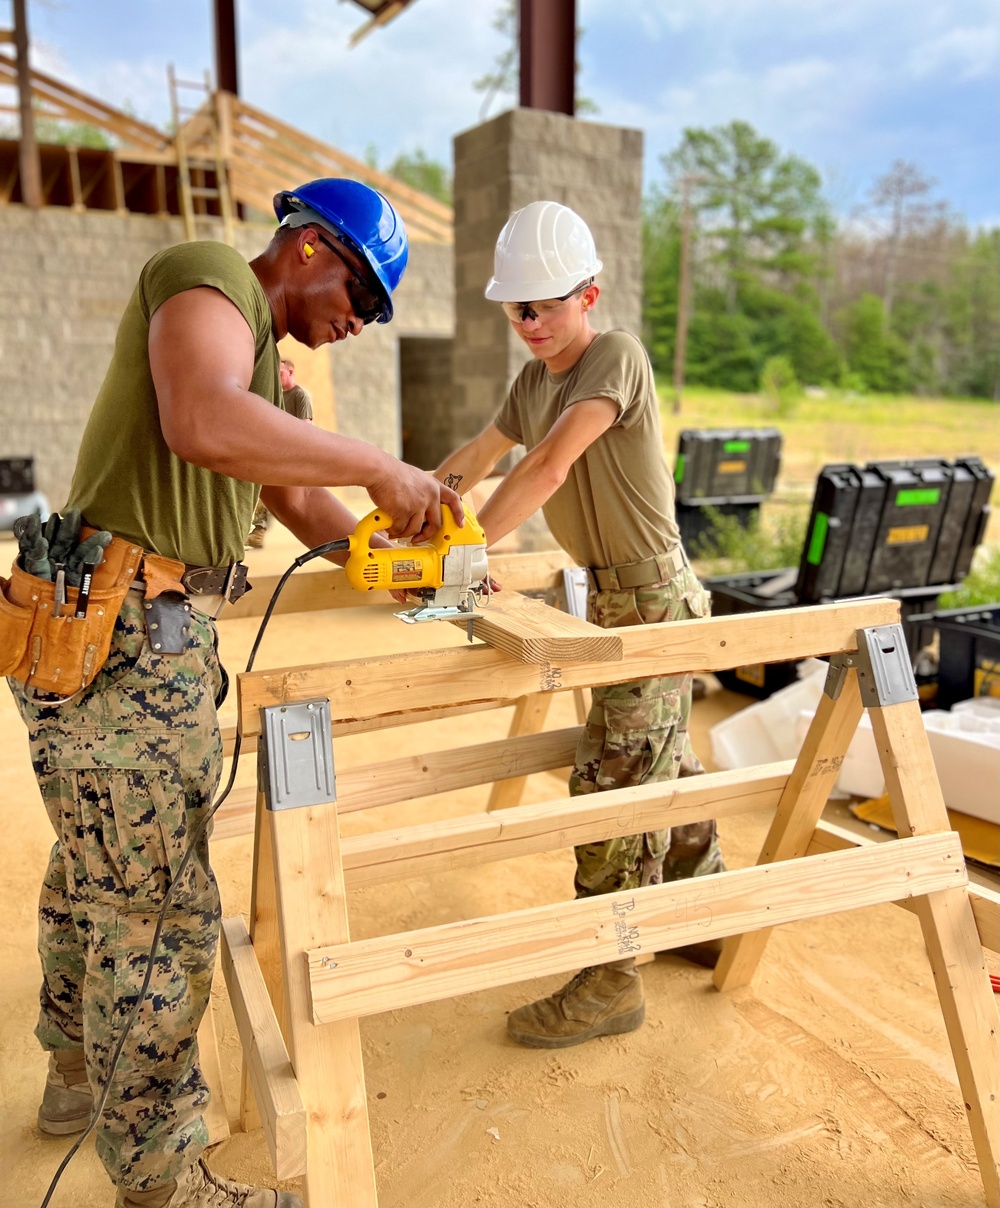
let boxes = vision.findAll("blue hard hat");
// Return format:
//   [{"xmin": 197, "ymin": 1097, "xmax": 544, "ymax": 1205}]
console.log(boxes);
[{"xmin": 273, "ymin": 179, "xmax": 408, "ymax": 324}]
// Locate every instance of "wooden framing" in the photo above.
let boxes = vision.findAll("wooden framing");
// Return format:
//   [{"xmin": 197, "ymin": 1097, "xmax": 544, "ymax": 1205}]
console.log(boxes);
[
  {"xmin": 0, "ymin": 56, "xmax": 452, "ymax": 241},
  {"xmin": 221, "ymin": 590, "xmax": 999, "ymax": 1207}
]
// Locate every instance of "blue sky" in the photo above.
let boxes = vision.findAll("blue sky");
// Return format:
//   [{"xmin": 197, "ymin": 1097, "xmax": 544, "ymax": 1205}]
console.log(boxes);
[{"xmin": 14, "ymin": 0, "xmax": 998, "ymax": 224}]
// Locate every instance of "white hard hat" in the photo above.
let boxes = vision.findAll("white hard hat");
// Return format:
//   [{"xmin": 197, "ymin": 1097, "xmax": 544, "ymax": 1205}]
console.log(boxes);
[{"xmin": 485, "ymin": 200, "xmax": 603, "ymax": 302}]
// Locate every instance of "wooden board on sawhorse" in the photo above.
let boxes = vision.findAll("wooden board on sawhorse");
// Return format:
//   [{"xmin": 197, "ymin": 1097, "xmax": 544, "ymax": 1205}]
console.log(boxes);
[{"xmin": 222, "ymin": 596, "xmax": 999, "ymax": 1208}]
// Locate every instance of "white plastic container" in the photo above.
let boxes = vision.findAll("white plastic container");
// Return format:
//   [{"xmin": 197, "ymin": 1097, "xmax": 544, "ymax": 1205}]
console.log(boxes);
[
  {"xmin": 710, "ymin": 660, "xmax": 827, "ymax": 770},
  {"xmin": 716, "ymin": 680, "xmax": 1000, "ymax": 825}
]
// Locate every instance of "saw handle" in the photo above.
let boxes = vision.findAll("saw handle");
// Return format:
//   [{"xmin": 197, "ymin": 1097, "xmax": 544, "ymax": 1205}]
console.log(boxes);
[{"xmin": 350, "ymin": 502, "xmax": 475, "ymax": 553}]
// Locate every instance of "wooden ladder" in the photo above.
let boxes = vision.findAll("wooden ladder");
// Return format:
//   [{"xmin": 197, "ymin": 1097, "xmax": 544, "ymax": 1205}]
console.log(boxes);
[
  {"xmin": 222, "ymin": 592, "xmax": 999, "ymax": 1207},
  {"xmin": 167, "ymin": 64, "xmax": 234, "ymax": 245}
]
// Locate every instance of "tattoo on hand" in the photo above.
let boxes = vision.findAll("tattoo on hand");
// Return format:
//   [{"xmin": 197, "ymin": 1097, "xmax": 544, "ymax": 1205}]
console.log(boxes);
[{"xmin": 443, "ymin": 473, "xmax": 463, "ymax": 490}]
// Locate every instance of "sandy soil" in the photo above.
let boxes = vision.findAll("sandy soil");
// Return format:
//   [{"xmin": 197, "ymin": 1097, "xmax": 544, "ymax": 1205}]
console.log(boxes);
[{"xmin": 1, "ymin": 523, "xmax": 996, "ymax": 1208}]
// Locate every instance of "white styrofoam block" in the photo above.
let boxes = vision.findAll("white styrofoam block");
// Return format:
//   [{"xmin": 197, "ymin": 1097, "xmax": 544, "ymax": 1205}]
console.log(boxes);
[
  {"xmin": 710, "ymin": 662, "xmax": 826, "ymax": 770},
  {"xmin": 921, "ymin": 710, "xmax": 1000, "ymax": 824}
]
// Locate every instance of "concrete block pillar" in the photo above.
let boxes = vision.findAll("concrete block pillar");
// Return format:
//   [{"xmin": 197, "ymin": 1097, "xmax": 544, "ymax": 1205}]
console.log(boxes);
[{"xmin": 451, "ymin": 108, "xmax": 643, "ymax": 446}]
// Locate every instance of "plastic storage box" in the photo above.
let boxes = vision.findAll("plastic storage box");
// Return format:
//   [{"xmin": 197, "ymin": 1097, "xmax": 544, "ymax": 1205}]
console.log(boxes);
[
  {"xmin": 910, "ymin": 604, "xmax": 1000, "ymax": 710},
  {"xmin": 796, "ymin": 455, "xmax": 992, "ymax": 603},
  {"xmin": 674, "ymin": 428, "xmax": 782, "ymax": 554}
]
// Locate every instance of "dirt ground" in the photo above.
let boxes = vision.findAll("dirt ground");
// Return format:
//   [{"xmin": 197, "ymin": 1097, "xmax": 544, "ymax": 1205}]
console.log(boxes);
[{"xmin": 1, "ymin": 521, "xmax": 997, "ymax": 1208}]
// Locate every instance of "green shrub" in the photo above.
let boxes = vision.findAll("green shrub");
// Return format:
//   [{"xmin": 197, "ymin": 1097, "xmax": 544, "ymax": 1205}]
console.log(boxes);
[
  {"xmin": 938, "ymin": 545, "xmax": 1000, "ymax": 609},
  {"xmin": 693, "ymin": 505, "xmax": 808, "ymax": 574},
  {"xmin": 760, "ymin": 355, "xmax": 799, "ymax": 417}
]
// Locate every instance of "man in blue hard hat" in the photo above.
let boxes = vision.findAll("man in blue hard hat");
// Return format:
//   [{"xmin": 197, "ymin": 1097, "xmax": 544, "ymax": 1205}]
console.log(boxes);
[{"xmin": 11, "ymin": 178, "xmax": 461, "ymax": 1208}]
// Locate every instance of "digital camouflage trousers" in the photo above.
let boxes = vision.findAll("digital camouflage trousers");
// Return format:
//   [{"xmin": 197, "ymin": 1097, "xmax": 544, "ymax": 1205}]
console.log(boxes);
[
  {"xmin": 570, "ymin": 564, "xmax": 725, "ymax": 897},
  {"xmin": 10, "ymin": 592, "xmax": 224, "ymax": 1191}
]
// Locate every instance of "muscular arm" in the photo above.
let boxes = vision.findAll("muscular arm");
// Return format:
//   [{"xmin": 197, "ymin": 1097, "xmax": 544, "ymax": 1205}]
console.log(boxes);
[
  {"xmin": 148, "ymin": 287, "xmax": 461, "ymax": 538},
  {"xmin": 433, "ymin": 423, "xmax": 517, "ymax": 496},
  {"xmin": 476, "ymin": 398, "xmax": 619, "ymax": 547},
  {"xmin": 260, "ymin": 484, "xmax": 366, "ymax": 565}
]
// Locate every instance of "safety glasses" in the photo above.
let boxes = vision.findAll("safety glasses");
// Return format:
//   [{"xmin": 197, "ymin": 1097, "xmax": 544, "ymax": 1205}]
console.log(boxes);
[
  {"xmin": 500, "ymin": 279, "xmax": 592, "ymax": 324},
  {"xmin": 316, "ymin": 233, "xmax": 385, "ymax": 325}
]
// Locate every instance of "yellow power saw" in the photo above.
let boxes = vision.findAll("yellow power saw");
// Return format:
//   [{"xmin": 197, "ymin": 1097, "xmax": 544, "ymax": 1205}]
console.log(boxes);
[{"xmin": 343, "ymin": 502, "xmax": 489, "ymax": 626}]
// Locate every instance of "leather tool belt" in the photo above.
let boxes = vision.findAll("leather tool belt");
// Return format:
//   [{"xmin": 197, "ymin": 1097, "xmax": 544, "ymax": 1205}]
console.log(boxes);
[
  {"xmin": 589, "ymin": 545, "xmax": 688, "ymax": 592},
  {"xmin": 1, "ymin": 528, "xmax": 251, "ymax": 697}
]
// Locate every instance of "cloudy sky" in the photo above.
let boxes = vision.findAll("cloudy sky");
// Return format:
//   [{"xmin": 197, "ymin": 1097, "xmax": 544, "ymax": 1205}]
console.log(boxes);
[{"xmin": 14, "ymin": 0, "xmax": 999, "ymax": 223}]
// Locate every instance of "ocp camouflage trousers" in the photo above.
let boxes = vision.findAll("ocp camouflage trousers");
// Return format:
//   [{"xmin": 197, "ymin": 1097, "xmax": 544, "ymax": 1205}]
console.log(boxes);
[
  {"xmin": 9, "ymin": 592, "xmax": 224, "ymax": 1190},
  {"xmin": 570, "ymin": 564, "xmax": 725, "ymax": 897}
]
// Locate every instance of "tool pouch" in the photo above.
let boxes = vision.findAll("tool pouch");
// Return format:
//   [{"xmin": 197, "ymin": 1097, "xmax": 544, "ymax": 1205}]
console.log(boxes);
[{"xmin": 0, "ymin": 531, "xmax": 145, "ymax": 697}]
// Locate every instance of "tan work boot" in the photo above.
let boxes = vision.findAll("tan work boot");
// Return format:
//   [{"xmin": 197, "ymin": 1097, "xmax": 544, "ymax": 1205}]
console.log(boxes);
[
  {"xmin": 116, "ymin": 1158, "xmax": 301, "ymax": 1208},
  {"xmin": 507, "ymin": 959, "xmax": 644, "ymax": 1049},
  {"xmin": 37, "ymin": 1048, "xmax": 93, "ymax": 1136}
]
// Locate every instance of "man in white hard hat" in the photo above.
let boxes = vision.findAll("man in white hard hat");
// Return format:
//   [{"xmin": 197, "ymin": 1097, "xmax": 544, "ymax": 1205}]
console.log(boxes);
[{"xmin": 434, "ymin": 200, "xmax": 725, "ymax": 1049}]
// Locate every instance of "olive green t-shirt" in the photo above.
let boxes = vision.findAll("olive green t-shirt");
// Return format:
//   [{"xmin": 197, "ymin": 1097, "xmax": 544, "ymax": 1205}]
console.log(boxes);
[
  {"xmin": 495, "ymin": 330, "xmax": 680, "ymax": 569},
  {"xmin": 69, "ymin": 241, "xmax": 281, "ymax": 567},
  {"xmin": 282, "ymin": 383, "xmax": 313, "ymax": 422}
]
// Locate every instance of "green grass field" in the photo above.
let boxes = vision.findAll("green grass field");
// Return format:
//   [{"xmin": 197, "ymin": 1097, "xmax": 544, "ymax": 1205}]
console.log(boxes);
[
  {"xmin": 655, "ymin": 384, "xmax": 999, "ymax": 596},
  {"xmin": 657, "ymin": 384, "xmax": 998, "ymax": 496}
]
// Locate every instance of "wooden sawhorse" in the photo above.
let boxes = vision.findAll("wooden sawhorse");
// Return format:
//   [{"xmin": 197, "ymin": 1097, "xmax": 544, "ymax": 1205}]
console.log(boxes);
[{"xmin": 221, "ymin": 595, "xmax": 999, "ymax": 1207}]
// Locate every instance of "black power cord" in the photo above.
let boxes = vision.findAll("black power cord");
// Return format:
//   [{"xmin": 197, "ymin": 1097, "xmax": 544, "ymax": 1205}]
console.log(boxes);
[{"xmin": 39, "ymin": 537, "xmax": 351, "ymax": 1207}]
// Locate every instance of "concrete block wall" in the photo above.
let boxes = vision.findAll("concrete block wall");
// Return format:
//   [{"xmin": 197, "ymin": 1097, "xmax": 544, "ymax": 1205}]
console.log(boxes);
[
  {"xmin": 399, "ymin": 337, "xmax": 454, "ymax": 471},
  {"xmin": 329, "ymin": 240, "xmax": 454, "ymax": 458},
  {"xmin": 0, "ymin": 206, "xmax": 448, "ymax": 508},
  {"xmin": 451, "ymin": 109, "xmax": 644, "ymax": 447}
]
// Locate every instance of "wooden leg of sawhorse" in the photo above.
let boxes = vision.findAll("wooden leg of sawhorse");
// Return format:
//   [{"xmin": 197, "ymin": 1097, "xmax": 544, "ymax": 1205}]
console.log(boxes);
[
  {"xmin": 487, "ymin": 693, "xmax": 554, "ymax": 811},
  {"xmin": 198, "ymin": 989, "xmax": 231, "ymax": 1144},
  {"xmin": 269, "ymin": 798, "xmax": 377, "ymax": 1208},
  {"xmin": 713, "ymin": 664, "xmax": 864, "ymax": 991},
  {"xmin": 239, "ymin": 788, "xmax": 284, "ymax": 1134},
  {"xmin": 872, "ymin": 701, "xmax": 1000, "ymax": 1208}
]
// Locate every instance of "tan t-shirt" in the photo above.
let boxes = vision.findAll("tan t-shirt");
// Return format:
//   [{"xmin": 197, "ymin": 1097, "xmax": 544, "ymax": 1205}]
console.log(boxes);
[
  {"xmin": 69, "ymin": 241, "xmax": 281, "ymax": 567},
  {"xmin": 495, "ymin": 330, "xmax": 680, "ymax": 568}
]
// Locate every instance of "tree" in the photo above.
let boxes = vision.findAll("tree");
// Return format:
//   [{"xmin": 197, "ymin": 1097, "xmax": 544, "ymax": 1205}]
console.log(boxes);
[
  {"xmin": 663, "ymin": 121, "xmax": 830, "ymax": 309},
  {"xmin": 836, "ymin": 293, "xmax": 910, "ymax": 393},
  {"xmin": 473, "ymin": 0, "xmax": 599, "ymax": 120},
  {"xmin": 363, "ymin": 145, "xmax": 452, "ymax": 205},
  {"xmin": 386, "ymin": 149, "xmax": 452, "ymax": 204},
  {"xmin": 645, "ymin": 121, "xmax": 838, "ymax": 391},
  {"xmin": 867, "ymin": 160, "xmax": 941, "ymax": 317}
]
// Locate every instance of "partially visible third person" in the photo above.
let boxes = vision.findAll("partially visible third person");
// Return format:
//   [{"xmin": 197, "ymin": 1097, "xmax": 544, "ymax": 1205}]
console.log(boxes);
[{"xmin": 246, "ymin": 357, "xmax": 314, "ymax": 548}]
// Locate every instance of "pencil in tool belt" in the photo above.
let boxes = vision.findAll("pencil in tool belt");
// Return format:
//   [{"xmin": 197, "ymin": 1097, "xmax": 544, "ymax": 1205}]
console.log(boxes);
[
  {"xmin": 74, "ymin": 560, "xmax": 100, "ymax": 620},
  {"xmin": 53, "ymin": 566, "xmax": 66, "ymax": 618}
]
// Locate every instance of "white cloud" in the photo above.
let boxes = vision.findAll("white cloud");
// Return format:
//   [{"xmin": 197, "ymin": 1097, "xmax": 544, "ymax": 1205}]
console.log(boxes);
[{"xmin": 906, "ymin": 24, "xmax": 999, "ymax": 81}]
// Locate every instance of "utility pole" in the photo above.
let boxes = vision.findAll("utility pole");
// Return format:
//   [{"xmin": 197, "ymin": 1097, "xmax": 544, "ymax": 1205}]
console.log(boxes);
[
  {"xmin": 13, "ymin": 0, "xmax": 42, "ymax": 208},
  {"xmin": 672, "ymin": 174, "xmax": 697, "ymax": 415}
]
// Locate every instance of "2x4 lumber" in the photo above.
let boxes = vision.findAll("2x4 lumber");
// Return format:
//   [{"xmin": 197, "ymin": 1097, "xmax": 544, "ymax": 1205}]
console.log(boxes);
[
  {"xmin": 488, "ymin": 693, "xmax": 555, "ymax": 811},
  {"xmin": 456, "ymin": 592, "xmax": 623, "ymax": 664},
  {"xmin": 807, "ymin": 819, "xmax": 1000, "ymax": 955},
  {"xmin": 236, "ymin": 597, "xmax": 901, "ymax": 738},
  {"xmin": 231, "ymin": 95, "xmax": 452, "ymax": 221},
  {"xmin": 212, "ymin": 725, "xmax": 584, "ymax": 842},
  {"xmin": 869, "ymin": 700, "xmax": 1000, "ymax": 1207},
  {"xmin": 338, "ymin": 762, "xmax": 791, "ymax": 890},
  {"xmin": 224, "ymin": 549, "xmax": 574, "ymax": 620},
  {"xmin": 713, "ymin": 670, "xmax": 864, "ymax": 990},
  {"xmin": 195, "ymin": 1000, "xmax": 231, "ymax": 1146},
  {"xmin": 269, "ymin": 799, "xmax": 378, "ymax": 1207},
  {"xmin": 240, "ymin": 789, "xmax": 285, "ymax": 1134},
  {"xmin": 220, "ymin": 698, "xmax": 514, "ymax": 761},
  {"xmin": 0, "ymin": 54, "xmax": 167, "ymax": 150},
  {"xmin": 221, "ymin": 917, "xmax": 306, "ymax": 1179},
  {"xmin": 305, "ymin": 831, "xmax": 966, "ymax": 1025}
]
